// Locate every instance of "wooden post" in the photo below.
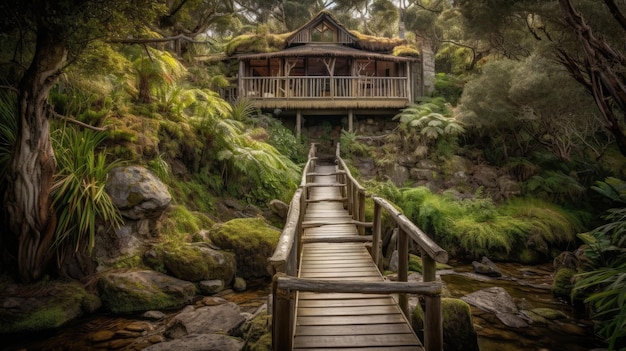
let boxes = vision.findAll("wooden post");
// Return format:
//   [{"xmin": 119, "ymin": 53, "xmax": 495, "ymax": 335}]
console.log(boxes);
[
  {"xmin": 296, "ymin": 110, "xmax": 302, "ymax": 140},
  {"xmin": 422, "ymin": 249, "xmax": 442, "ymax": 351},
  {"xmin": 398, "ymin": 227, "xmax": 409, "ymax": 318},
  {"xmin": 358, "ymin": 190, "xmax": 365, "ymax": 236},
  {"xmin": 348, "ymin": 109, "xmax": 354, "ymax": 132},
  {"xmin": 424, "ymin": 294, "xmax": 443, "ymax": 351},
  {"xmin": 272, "ymin": 273, "xmax": 294, "ymax": 351},
  {"xmin": 372, "ymin": 202, "xmax": 382, "ymax": 269},
  {"xmin": 422, "ymin": 248, "xmax": 436, "ymax": 282}
]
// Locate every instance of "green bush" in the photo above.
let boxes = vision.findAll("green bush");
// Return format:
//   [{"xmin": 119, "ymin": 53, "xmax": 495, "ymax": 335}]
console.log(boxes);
[{"xmin": 398, "ymin": 187, "xmax": 580, "ymax": 259}]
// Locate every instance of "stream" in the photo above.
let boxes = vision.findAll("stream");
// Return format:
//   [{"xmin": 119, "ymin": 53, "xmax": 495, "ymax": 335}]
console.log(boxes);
[
  {"xmin": 2, "ymin": 262, "xmax": 604, "ymax": 351},
  {"xmin": 441, "ymin": 261, "xmax": 603, "ymax": 351}
]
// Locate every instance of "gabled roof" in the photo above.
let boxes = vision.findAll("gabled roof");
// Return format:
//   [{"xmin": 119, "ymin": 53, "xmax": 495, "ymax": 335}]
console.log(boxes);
[{"xmin": 285, "ymin": 11, "xmax": 358, "ymax": 46}]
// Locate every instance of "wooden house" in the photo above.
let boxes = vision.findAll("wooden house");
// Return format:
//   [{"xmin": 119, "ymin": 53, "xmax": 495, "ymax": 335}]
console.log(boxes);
[{"xmin": 223, "ymin": 11, "xmax": 434, "ymax": 137}]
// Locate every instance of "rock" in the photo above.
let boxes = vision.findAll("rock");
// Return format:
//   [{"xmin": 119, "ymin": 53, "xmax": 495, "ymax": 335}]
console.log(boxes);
[
  {"xmin": 531, "ymin": 308, "xmax": 567, "ymax": 320},
  {"xmin": 88, "ymin": 330, "xmax": 116, "ymax": 342},
  {"xmin": 201, "ymin": 296, "xmax": 228, "ymax": 306},
  {"xmin": 461, "ymin": 287, "xmax": 528, "ymax": 328},
  {"xmin": 242, "ymin": 310, "xmax": 272, "ymax": 351},
  {"xmin": 387, "ymin": 164, "xmax": 409, "ymax": 186},
  {"xmin": 473, "ymin": 165, "xmax": 498, "ymax": 187},
  {"xmin": 472, "ymin": 257, "xmax": 502, "ymax": 277},
  {"xmin": 496, "ymin": 175, "xmax": 521, "ymax": 199},
  {"xmin": 98, "ymin": 270, "xmax": 196, "ymax": 314},
  {"xmin": 210, "ymin": 218, "xmax": 281, "ymax": 280},
  {"xmin": 233, "ymin": 277, "xmax": 247, "ymax": 292},
  {"xmin": 410, "ymin": 168, "xmax": 437, "ymax": 181},
  {"xmin": 553, "ymin": 251, "xmax": 579, "ymax": 271},
  {"xmin": 143, "ymin": 334, "xmax": 243, "ymax": 351},
  {"xmin": 106, "ymin": 166, "xmax": 172, "ymax": 220},
  {"xmin": 162, "ymin": 243, "xmax": 236, "ymax": 283},
  {"xmin": 388, "ymin": 250, "xmax": 399, "ymax": 273},
  {"xmin": 417, "ymin": 159, "xmax": 439, "ymax": 170},
  {"xmin": 268, "ymin": 199, "xmax": 289, "ymax": 219},
  {"xmin": 125, "ymin": 321, "xmax": 153, "ymax": 332},
  {"xmin": 165, "ymin": 303, "xmax": 245, "ymax": 336},
  {"xmin": 198, "ymin": 280, "xmax": 225, "ymax": 295},
  {"xmin": 142, "ymin": 311, "xmax": 166, "ymax": 320},
  {"xmin": 412, "ymin": 298, "xmax": 479, "ymax": 351},
  {"xmin": 0, "ymin": 280, "xmax": 101, "ymax": 334},
  {"xmin": 552, "ymin": 268, "xmax": 576, "ymax": 300}
]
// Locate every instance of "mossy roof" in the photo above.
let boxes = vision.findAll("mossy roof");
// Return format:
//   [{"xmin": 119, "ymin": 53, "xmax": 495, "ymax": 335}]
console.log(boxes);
[{"xmin": 225, "ymin": 10, "xmax": 420, "ymax": 60}]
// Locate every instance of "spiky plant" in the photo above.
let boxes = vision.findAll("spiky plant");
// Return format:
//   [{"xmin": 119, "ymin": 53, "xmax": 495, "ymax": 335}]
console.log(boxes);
[{"xmin": 51, "ymin": 126, "xmax": 123, "ymax": 255}]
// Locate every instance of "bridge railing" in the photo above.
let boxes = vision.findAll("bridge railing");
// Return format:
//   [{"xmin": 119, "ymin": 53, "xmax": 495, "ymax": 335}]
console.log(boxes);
[{"xmin": 268, "ymin": 143, "xmax": 448, "ymax": 351}]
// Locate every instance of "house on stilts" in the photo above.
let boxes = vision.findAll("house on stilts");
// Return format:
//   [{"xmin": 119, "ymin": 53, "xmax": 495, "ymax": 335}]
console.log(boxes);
[{"xmin": 221, "ymin": 11, "xmax": 435, "ymax": 139}]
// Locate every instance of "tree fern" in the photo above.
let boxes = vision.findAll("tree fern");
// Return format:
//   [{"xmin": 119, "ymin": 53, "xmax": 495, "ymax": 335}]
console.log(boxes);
[{"xmin": 0, "ymin": 90, "xmax": 17, "ymax": 191}]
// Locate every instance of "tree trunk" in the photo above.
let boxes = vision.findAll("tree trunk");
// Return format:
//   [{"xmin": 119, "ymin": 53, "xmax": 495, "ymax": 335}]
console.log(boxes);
[{"xmin": 3, "ymin": 30, "xmax": 67, "ymax": 283}]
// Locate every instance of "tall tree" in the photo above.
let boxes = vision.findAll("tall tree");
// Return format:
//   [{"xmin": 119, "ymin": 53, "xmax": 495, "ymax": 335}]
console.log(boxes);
[{"xmin": 0, "ymin": 0, "xmax": 164, "ymax": 282}]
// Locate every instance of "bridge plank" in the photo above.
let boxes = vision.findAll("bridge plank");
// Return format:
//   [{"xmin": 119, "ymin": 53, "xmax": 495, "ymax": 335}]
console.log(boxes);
[{"xmin": 290, "ymin": 164, "xmax": 423, "ymax": 350}]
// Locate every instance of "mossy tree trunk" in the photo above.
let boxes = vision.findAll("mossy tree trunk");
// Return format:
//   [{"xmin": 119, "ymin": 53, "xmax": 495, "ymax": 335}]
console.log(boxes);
[{"xmin": 3, "ymin": 30, "xmax": 66, "ymax": 283}]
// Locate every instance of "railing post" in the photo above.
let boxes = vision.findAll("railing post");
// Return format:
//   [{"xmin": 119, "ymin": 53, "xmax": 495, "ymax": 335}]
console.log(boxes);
[
  {"xmin": 422, "ymin": 249, "xmax": 442, "ymax": 351},
  {"xmin": 372, "ymin": 202, "xmax": 382, "ymax": 270},
  {"xmin": 358, "ymin": 190, "xmax": 365, "ymax": 236},
  {"xmin": 272, "ymin": 273, "xmax": 294, "ymax": 351},
  {"xmin": 398, "ymin": 227, "xmax": 409, "ymax": 318}
]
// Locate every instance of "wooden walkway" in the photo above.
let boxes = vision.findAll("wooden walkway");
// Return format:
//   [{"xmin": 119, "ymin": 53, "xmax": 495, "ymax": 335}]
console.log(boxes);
[{"xmin": 293, "ymin": 164, "xmax": 423, "ymax": 350}]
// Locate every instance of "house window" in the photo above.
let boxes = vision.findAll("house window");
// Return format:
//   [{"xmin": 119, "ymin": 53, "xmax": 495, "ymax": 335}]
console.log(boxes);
[{"xmin": 311, "ymin": 22, "xmax": 335, "ymax": 42}]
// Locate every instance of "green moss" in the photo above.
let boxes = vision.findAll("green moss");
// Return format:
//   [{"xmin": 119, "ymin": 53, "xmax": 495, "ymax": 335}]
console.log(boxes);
[
  {"xmin": 210, "ymin": 218, "xmax": 280, "ymax": 279},
  {"xmin": 441, "ymin": 298, "xmax": 479, "ymax": 351},
  {"xmin": 110, "ymin": 255, "xmax": 142, "ymax": 269},
  {"xmin": 243, "ymin": 311, "xmax": 272, "ymax": 351},
  {"xmin": 393, "ymin": 44, "xmax": 420, "ymax": 57},
  {"xmin": 553, "ymin": 268, "xmax": 576, "ymax": 300},
  {"xmin": 408, "ymin": 254, "xmax": 452, "ymax": 273},
  {"xmin": 0, "ymin": 281, "xmax": 101, "ymax": 333},
  {"xmin": 161, "ymin": 205, "xmax": 214, "ymax": 240}
]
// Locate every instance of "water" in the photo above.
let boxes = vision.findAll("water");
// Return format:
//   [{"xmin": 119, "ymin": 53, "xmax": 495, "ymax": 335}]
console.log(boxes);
[
  {"xmin": 440, "ymin": 261, "xmax": 604, "ymax": 351},
  {"xmin": 2, "ymin": 265, "xmax": 604, "ymax": 351}
]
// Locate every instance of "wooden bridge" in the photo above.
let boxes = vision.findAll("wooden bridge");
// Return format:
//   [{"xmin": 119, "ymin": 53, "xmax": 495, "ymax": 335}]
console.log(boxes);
[{"xmin": 268, "ymin": 144, "xmax": 449, "ymax": 351}]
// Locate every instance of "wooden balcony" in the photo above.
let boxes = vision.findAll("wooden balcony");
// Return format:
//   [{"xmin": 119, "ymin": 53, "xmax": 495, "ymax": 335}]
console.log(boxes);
[{"xmin": 235, "ymin": 76, "xmax": 411, "ymax": 110}]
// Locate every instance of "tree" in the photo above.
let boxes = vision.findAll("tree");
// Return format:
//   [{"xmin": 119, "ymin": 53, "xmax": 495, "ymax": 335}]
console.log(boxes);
[{"xmin": 0, "ymin": 0, "xmax": 164, "ymax": 283}]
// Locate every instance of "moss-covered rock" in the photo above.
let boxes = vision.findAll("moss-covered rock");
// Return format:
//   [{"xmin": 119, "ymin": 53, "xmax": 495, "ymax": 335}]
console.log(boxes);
[
  {"xmin": 210, "ymin": 218, "xmax": 280, "ymax": 280},
  {"xmin": 161, "ymin": 243, "xmax": 236, "ymax": 284},
  {"xmin": 408, "ymin": 253, "xmax": 453, "ymax": 273},
  {"xmin": 0, "ymin": 280, "xmax": 101, "ymax": 334},
  {"xmin": 552, "ymin": 268, "xmax": 576, "ymax": 300},
  {"xmin": 98, "ymin": 270, "xmax": 196, "ymax": 314},
  {"xmin": 243, "ymin": 311, "xmax": 272, "ymax": 351},
  {"xmin": 412, "ymin": 298, "xmax": 479, "ymax": 351}
]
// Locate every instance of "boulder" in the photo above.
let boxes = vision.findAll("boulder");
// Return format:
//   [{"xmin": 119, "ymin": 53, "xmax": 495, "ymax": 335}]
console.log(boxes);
[
  {"xmin": 496, "ymin": 175, "xmax": 521, "ymax": 199},
  {"xmin": 412, "ymin": 298, "xmax": 479, "ymax": 351},
  {"xmin": 142, "ymin": 334, "xmax": 243, "ymax": 351},
  {"xmin": 161, "ymin": 243, "xmax": 236, "ymax": 284},
  {"xmin": 472, "ymin": 257, "xmax": 502, "ymax": 277},
  {"xmin": 198, "ymin": 280, "xmax": 225, "ymax": 295},
  {"xmin": 268, "ymin": 199, "xmax": 289, "ymax": 219},
  {"xmin": 98, "ymin": 270, "xmax": 196, "ymax": 314},
  {"xmin": 387, "ymin": 164, "xmax": 410, "ymax": 186},
  {"xmin": 165, "ymin": 302, "xmax": 245, "ymax": 337},
  {"xmin": 472, "ymin": 165, "xmax": 498, "ymax": 187},
  {"xmin": 0, "ymin": 280, "xmax": 101, "ymax": 334},
  {"xmin": 242, "ymin": 310, "xmax": 272, "ymax": 351},
  {"xmin": 106, "ymin": 166, "xmax": 172, "ymax": 220},
  {"xmin": 552, "ymin": 268, "xmax": 576, "ymax": 300},
  {"xmin": 210, "ymin": 218, "xmax": 281, "ymax": 280},
  {"xmin": 461, "ymin": 287, "xmax": 528, "ymax": 328}
]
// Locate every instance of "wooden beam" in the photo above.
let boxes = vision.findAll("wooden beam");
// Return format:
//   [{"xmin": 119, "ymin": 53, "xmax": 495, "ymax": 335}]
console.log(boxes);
[
  {"xmin": 302, "ymin": 236, "xmax": 373, "ymax": 244},
  {"xmin": 306, "ymin": 197, "xmax": 347, "ymax": 203},
  {"xmin": 276, "ymin": 276, "xmax": 442, "ymax": 296},
  {"xmin": 302, "ymin": 220, "xmax": 373, "ymax": 228}
]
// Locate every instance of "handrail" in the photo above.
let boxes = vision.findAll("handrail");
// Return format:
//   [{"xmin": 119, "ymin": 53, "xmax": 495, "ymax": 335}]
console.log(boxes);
[
  {"xmin": 334, "ymin": 142, "xmax": 447, "ymax": 351},
  {"xmin": 269, "ymin": 142, "xmax": 447, "ymax": 351}
]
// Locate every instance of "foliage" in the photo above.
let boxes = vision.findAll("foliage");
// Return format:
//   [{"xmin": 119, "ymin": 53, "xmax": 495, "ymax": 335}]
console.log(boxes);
[
  {"xmin": 51, "ymin": 127, "xmax": 124, "ymax": 254},
  {"xmin": 574, "ymin": 178, "xmax": 626, "ymax": 350},
  {"xmin": 340, "ymin": 130, "xmax": 371, "ymax": 158},
  {"xmin": 253, "ymin": 113, "xmax": 307, "ymax": 163},
  {"xmin": 432, "ymin": 73, "xmax": 465, "ymax": 106},
  {"xmin": 398, "ymin": 187, "xmax": 580, "ymax": 259}
]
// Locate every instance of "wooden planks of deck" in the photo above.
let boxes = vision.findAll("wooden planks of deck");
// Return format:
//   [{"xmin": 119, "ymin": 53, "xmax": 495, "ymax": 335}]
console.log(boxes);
[{"xmin": 293, "ymin": 165, "xmax": 423, "ymax": 351}]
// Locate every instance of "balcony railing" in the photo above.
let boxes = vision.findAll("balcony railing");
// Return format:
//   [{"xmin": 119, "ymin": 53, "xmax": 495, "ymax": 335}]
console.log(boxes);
[{"xmin": 240, "ymin": 76, "xmax": 409, "ymax": 100}]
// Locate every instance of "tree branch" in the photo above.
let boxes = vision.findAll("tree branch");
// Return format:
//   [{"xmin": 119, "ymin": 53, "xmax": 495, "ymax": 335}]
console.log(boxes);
[
  {"xmin": 51, "ymin": 111, "xmax": 108, "ymax": 132},
  {"xmin": 109, "ymin": 33, "xmax": 214, "ymax": 45}
]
